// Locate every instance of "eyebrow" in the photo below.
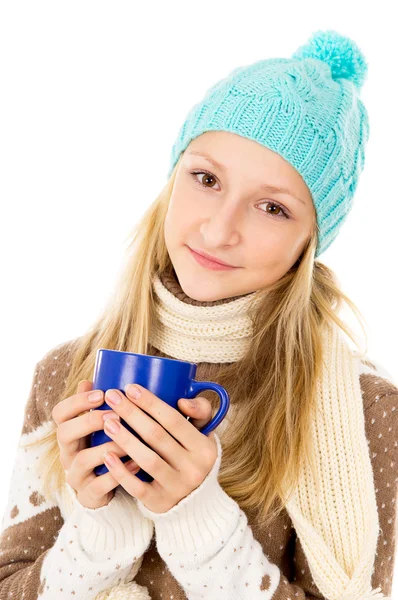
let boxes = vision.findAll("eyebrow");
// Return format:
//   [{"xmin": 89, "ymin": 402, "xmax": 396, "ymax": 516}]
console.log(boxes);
[{"xmin": 187, "ymin": 150, "xmax": 306, "ymax": 206}]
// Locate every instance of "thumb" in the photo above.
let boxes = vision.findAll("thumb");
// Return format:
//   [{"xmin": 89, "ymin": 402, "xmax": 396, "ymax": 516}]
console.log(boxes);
[{"xmin": 177, "ymin": 397, "xmax": 213, "ymax": 430}]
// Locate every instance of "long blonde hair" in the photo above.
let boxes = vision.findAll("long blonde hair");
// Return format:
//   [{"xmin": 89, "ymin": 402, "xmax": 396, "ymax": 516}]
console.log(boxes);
[{"xmin": 23, "ymin": 155, "xmax": 368, "ymax": 529}]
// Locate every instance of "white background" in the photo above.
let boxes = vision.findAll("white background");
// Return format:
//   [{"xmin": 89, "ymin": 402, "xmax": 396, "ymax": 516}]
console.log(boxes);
[{"xmin": 1, "ymin": 0, "xmax": 397, "ymax": 594}]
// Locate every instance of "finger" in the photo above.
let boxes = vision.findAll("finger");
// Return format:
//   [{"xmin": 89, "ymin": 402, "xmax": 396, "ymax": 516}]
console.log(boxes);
[
  {"xmin": 81, "ymin": 470, "xmax": 121, "ymax": 506},
  {"xmin": 177, "ymin": 397, "xmax": 213, "ymax": 430},
  {"xmin": 103, "ymin": 417, "xmax": 177, "ymax": 487},
  {"xmin": 110, "ymin": 385, "xmax": 207, "ymax": 452},
  {"xmin": 104, "ymin": 388, "xmax": 195, "ymax": 470},
  {"xmin": 52, "ymin": 380, "xmax": 105, "ymax": 425},
  {"xmin": 67, "ymin": 440, "xmax": 139, "ymax": 491},
  {"xmin": 58, "ymin": 409, "xmax": 120, "ymax": 447},
  {"xmin": 68, "ymin": 458, "xmax": 140, "ymax": 505},
  {"xmin": 103, "ymin": 401, "xmax": 187, "ymax": 473},
  {"xmin": 102, "ymin": 450, "xmax": 151, "ymax": 501},
  {"xmin": 58, "ymin": 408, "xmax": 120, "ymax": 468},
  {"xmin": 78, "ymin": 380, "xmax": 92, "ymax": 394}
]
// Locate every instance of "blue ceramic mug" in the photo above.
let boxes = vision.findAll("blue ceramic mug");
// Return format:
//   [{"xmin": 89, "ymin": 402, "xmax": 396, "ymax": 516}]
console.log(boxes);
[{"xmin": 89, "ymin": 349, "xmax": 230, "ymax": 482}]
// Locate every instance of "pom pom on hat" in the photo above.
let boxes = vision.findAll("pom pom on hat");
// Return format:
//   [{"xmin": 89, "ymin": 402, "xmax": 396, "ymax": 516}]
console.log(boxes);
[{"xmin": 292, "ymin": 29, "xmax": 368, "ymax": 90}]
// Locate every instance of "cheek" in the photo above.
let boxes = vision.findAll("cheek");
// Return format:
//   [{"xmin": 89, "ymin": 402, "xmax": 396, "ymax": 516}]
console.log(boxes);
[
  {"xmin": 164, "ymin": 206, "xmax": 186, "ymax": 254},
  {"xmin": 248, "ymin": 231, "xmax": 299, "ymax": 271},
  {"xmin": 165, "ymin": 192, "xmax": 199, "ymax": 242},
  {"xmin": 250, "ymin": 230, "xmax": 283, "ymax": 256},
  {"xmin": 258, "ymin": 225, "xmax": 306, "ymax": 253}
]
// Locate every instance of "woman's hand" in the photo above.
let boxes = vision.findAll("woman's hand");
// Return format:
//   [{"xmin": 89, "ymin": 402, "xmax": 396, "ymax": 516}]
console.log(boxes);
[
  {"xmin": 100, "ymin": 384, "xmax": 218, "ymax": 514},
  {"xmin": 52, "ymin": 380, "xmax": 139, "ymax": 509}
]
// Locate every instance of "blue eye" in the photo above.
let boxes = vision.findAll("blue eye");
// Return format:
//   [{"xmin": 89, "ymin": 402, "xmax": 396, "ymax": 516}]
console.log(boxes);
[{"xmin": 190, "ymin": 170, "xmax": 290, "ymax": 220}]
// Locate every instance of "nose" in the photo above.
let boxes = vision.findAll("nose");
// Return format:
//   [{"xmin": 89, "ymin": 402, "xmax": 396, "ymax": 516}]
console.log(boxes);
[{"xmin": 199, "ymin": 198, "xmax": 243, "ymax": 247}]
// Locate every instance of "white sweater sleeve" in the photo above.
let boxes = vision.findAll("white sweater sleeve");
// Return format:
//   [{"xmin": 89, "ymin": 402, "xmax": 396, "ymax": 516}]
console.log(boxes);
[
  {"xmin": 39, "ymin": 482, "xmax": 154, "ymax": 599},
  {"xmin": 135, "ymin": 433, "xmax": 282, "ymax": 599},
  {"xmin": 0, "ymin": 418, "xmax": 154, "ymax": 600}
]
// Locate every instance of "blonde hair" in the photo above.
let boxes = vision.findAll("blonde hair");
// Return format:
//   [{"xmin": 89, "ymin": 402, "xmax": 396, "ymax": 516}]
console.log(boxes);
[{"xmin": 23, "ymin": 155, "xmax": 368, "ymax": 529}]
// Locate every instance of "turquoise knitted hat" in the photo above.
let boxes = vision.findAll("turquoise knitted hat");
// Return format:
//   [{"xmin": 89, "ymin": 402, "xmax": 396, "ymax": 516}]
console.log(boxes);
[{"xmin": 167, "ymin": 29, "xmax": 370, "ymax": 258}]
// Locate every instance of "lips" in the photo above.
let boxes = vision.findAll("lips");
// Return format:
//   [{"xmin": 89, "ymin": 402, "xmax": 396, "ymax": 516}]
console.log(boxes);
[
  {"xmin": 187, "ymin": 246, "xmax": 239, "ymax": 271},
  {"xmin": 189, "ymin": 247, "xmax": 235, "ymax": 267}
]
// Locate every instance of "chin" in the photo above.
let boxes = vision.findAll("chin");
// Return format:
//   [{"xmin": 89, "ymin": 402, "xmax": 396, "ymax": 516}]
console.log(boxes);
[
  {"xmin": 182, "ymin": 283, "xmax": 220, "ymax": 302},
  {"xmin": 175, "ymin": 272, "xmax": 221, "ymax": 301}
]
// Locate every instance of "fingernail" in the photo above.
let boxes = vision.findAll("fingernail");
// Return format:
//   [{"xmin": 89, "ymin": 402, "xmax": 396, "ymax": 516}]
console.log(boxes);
[
  {"xmin": 106, "ymin": 390, "xmax": 122, "ymax": 405},
  {"xmin": 103, "ymin": 452, "xmax": 116, "ymax": 466},
  {"xmin": 88, "ymin": 391, "xmax": 103, "ymax": 403},
  {"xmin": 102, "ymin": 412, "xmax": 120, "ymax": 422},
  {"xmin": 104, "ymin": 418, "xmax": 120, "ymax": 434},
  {"xmin": 125, "ymin": 384, "xmax": 142, "ymax": 400},
  {"xmin": 125, "ymin": 460, "xmax": 138, "ymax": 471}
]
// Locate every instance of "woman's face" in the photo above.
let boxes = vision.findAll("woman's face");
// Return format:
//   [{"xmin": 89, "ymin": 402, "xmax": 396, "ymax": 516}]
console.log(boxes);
[{"xmin": 164, "ymin": 131, "xmax": 316, "ymax": 301}]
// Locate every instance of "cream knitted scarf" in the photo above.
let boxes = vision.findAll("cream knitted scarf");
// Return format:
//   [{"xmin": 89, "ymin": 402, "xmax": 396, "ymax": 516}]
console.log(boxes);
[{"xmin": 93, "ymin": 272, "xmax": 387, "ymax": 600}]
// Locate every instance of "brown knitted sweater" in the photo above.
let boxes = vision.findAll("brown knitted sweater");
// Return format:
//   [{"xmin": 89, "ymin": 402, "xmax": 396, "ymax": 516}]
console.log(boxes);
[{"xmin": 0, "ymin": 268, "xmax": 397, "ymax": 599}]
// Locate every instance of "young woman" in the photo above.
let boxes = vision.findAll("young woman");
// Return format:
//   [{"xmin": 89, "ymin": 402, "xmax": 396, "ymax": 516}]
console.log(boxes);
[{"xmin": 0, "ymin": 29, "xmax": 397, "ymax": 600}]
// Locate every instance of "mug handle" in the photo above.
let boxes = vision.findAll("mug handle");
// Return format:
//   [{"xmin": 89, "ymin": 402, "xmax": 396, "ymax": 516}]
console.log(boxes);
[{"xmin": 186, "ymin": 381, "xmax": 230, "ymax": 435}]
